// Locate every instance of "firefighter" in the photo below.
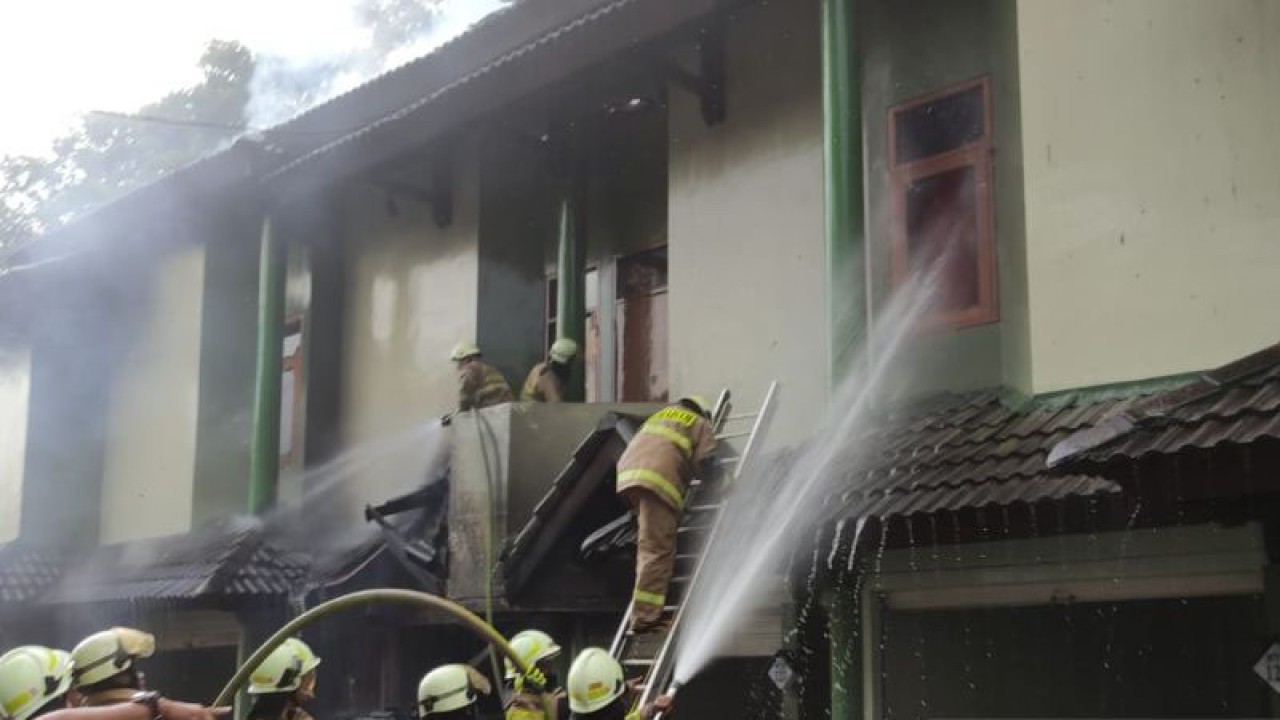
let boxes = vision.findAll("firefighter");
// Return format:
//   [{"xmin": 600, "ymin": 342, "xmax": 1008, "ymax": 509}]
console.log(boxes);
[
  {"xmin": 564, "ymin": 649, "xmax": 671, "ymax": 720},
  {"xmin": 245, "ymin": 638, "xmax": 321, "ymax": 720},
  {"xmin": 503, "ymin": 630, "xmax": 564, "ymax": 720},
  {"xmin": 615, "ymin": 396, "xmax": 717, "ymax": 633},
  {"xmin": 450, "ymin": 343, "xmax": 514, "ymax": 414},
  {"xmin": 70, "ymin": 628, "xmax": 155, "ymax": 707},
  {"xmin": 520, "ymin": 339, "xmax": 578, "ymax": 403},
  {"xmin": 417, "ymin": 664, "xmax": 492, "ymax": 720},
  {"xmin": 0, "ymin": 645, "xmax": 226, "ymax": 720}
]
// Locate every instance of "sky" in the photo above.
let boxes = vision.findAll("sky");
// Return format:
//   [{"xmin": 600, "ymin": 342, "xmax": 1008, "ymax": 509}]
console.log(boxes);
[{"xmin": 0, "ymin": 0, "xmax": 502, "ymax": 158}]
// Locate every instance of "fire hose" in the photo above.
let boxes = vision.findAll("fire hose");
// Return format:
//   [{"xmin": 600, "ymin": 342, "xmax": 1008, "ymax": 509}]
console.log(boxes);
[{"xmin": 213, "ymin": 588, "xmax": 553, "ymax": 718}]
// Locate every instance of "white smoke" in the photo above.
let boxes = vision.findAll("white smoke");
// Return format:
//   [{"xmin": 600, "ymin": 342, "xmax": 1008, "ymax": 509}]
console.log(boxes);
[{"xmin": 245, "ymin": 0, "xmax": 507, "ymax": 129}]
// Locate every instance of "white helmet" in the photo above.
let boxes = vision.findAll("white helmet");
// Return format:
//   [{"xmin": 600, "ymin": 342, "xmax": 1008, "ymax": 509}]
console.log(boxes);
[
  {"xmin": 566, "ymin": 648, "xmax": 625, "ymax": 714},
  {"xmin": 0, "ymin": 646, "xmax": 74, "ymax": 720},
  {"xmin": 503, "ymin": 630, "xmax": 562, "ymax": 680},
  {"xmin": 548, "ymin": 338, "xmax": 578, "ymax": 364},
  {"xmin": 417, "ymin": 665, "xmax": 478, "ymax": 715},
  {"xmin": 450, "ymin": 342, "xmax": 481, "ymax": 362},
  {"xmin": 247, "ymin": 638, "xmax": 322, "ymax": 695},
  {"xmin": 70, "ymin": 627, "xmax": 155, "ymax": 688}
]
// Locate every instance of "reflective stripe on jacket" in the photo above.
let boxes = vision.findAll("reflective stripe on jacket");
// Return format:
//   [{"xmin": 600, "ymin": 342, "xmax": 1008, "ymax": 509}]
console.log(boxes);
[{"xmin": 616, "ymin": 403, "xmax": 716, "ymax": 510}]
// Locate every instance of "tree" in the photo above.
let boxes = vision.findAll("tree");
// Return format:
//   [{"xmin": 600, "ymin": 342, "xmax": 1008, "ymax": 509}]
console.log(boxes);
[
  {"xmin": 0, "ymin": 1, "xmax": 486, "ymax": 252},
  {"xmin": 0, "ymin": 40, "xmax": 254, "ymax": 250},
  {"xmin": 356, "ymin": 0, "xmax": 448, "ymax": 53}
]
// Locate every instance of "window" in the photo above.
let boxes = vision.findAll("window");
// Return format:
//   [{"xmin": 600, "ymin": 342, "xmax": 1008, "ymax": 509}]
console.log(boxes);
[{"xmin": 889, "ymin": 77, "xmax": 997, "ymax": 328}]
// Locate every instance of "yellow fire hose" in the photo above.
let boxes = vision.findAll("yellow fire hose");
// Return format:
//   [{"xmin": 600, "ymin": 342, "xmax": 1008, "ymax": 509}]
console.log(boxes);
[{"xmin": 213, "ymin": 588, "xmax": 553, "ymax": 717}]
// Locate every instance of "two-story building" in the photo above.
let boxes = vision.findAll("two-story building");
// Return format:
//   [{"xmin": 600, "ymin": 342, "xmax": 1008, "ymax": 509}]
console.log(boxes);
[{"xmin": 2, "ymin": 0, "xmax": 1279, "ymax": 718}]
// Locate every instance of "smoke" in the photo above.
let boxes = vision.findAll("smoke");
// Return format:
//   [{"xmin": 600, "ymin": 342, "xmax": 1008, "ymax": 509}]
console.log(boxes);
[{"xmin": 245, "ymin": 0, "xmax": 507, "ymax": 129}]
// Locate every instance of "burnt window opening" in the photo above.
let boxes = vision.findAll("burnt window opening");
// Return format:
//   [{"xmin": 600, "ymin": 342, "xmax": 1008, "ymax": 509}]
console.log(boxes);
[{"xmin": 889, "ymin": 76, "xmax": 998, "ymax": 329}]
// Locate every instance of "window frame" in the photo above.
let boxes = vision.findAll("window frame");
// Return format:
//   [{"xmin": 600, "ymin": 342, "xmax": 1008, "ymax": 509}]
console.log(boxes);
[{"xmin": 888, "ymin": 75, "xmax": 999, "ymax": 330}]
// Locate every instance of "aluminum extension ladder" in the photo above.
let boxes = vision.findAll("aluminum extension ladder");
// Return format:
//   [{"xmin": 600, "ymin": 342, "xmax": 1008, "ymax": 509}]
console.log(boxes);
[{"xmin": 607, "ymin": 381, "xmax": 779, "ymax": 713}]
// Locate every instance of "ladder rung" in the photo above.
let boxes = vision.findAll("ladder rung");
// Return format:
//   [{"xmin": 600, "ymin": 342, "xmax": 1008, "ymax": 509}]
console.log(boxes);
[
  {"xmin": 671, "ymin": 574, "xmax": 691, "ymax": 584},
  {"xmin": 623, "ymin": 658, "xmax": 655, "ymax": 666},
  {"xmin": 723, "ymin": 413, "xmax": 758, "ymax": 422},
  {"xmin": 716, "ymin": 431, "xmax": 751, "ymax": 440},
  {"xmin": 718, "ymin": 456, "xmax": 740, "ymax": 464},
  {"xmin": 678, "ymin": 525, "xmax": 711, "ymax": 534},
  {"xmin": 675, "ymin": 553, "xmax": 697, "ymax": 562},
  {"xmin": 688, "ymin": 503, "xmax": 721, "ymax": 513}
]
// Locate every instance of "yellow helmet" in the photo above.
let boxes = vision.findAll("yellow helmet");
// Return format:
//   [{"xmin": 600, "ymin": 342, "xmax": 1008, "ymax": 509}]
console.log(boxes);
[
  {"xmin": 70, "ymin": 627, "xmax": 155, "ymax": 688},
  {"xmin": 417, "ymin": 665, "xmax": 477, "ymax": 715},
  {"xmin": 566, "ymin": 648, "xmax": 624, "ymax": 714},
  {"xmin": 450, "ymin": 342, "xmax": 481, "ymax": 362},
  {"xmin": 503, "ymin": 629, "xmax": 562, "ymax": 680},
  {"xmin": 0, "ymin": 646, "xmax": 74, "ymax": 720},
  {"xmin": 548, "ymin": 338, "xmax": 578, "ymax": 364},
  {"xmin": 247, "ymin": 638, "xmax": 321, "ymax": 695}
]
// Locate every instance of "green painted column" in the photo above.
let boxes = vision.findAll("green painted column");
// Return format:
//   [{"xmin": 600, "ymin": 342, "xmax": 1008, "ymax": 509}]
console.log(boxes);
[
  {"xmin": 822, "ymin": 0, "xmax": 866, "ymax": 389},
  {"xmin": 249, "ymin": 214, "xmax": 285, "ymax": 513},
  {"xmin": 555, "ymin": 180, "xmax": 587, "ymax": 401}
]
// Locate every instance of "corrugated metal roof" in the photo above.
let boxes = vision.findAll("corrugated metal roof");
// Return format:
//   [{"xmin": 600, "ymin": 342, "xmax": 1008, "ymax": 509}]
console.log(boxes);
[
  {"xmin": 0, "ymin": 545, "xmax": 64, "ymax": 604},
  {"xmin": 1050, "ymin": 342, "xmax": 1280, "ymax": 468}
]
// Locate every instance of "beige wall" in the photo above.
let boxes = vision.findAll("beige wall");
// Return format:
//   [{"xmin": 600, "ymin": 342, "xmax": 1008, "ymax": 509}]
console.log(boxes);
[
  {"xmin": 100, "ymin": 245, "xmax": 206, "ymax": 543},
  {"xmin": 1018, "ymin": 0, "xmax": 1280, "ymax": 391},
  {"xmin": 0, "ymin": 344, "xmax": 30, "ymax": 542},
  {"xmin": 667, "ymin": 0, "xmax": 827, "ymax": 447},
  {"xmin": 341, "ymin": 140, "xmax": 481, "ymax": 449}
]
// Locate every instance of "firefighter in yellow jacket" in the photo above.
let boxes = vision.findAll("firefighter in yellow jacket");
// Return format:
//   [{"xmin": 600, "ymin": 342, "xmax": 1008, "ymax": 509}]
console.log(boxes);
[
  {"xmin": 521, "ymin": 339, "xmax": 578, "ymax": 403},
  {"xmin": 451, "ymin": 342, "xmax": 514, "ymax": 412},
  {"xmin": 503, "ymin": 630, "xmax": 565, "ymax": 720},
  {"xmin": 615, "ymin": 396, "xmax": 717, "ymax": 633}
]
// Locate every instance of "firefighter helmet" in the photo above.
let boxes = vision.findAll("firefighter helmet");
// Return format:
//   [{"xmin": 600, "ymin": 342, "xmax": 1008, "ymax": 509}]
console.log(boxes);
[
  {"xmin": 450, "ymin": 343, "xmax": 481, "ymax": 362},
  {"xmin": 503, "ymin": 629, "xmax": 562, "ymax": 680},
  {"xmin": 70, "ymin": 627, "xmax": 155, "ymax": 688},
  {"xmin": 566, "ymin": 648, "xmax": 625, "ymax": 714},
  {"xmin": 417, "ymin": 665, "xmax": 476, "ymax": 715},
  {"xmin": 548, "ymin": 338, "xmax": 578, "ymax": 364},
  {"xmin": 0, "ymin": 646, "xmax": 74, "ymax": 720},
  {"xmin": 247, "ymin": 638, "xmax": 321, "ymax": 695}
]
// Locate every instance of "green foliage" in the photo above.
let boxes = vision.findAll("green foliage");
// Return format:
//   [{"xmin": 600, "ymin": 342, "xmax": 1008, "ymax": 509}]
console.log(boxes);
[
  {"xmin": 0, "ymin": 40, "xmax": 255, "ymax": 250},
  {"xmin": 0, "ymin": 1, "xmax": 460, "ymax": 253}
]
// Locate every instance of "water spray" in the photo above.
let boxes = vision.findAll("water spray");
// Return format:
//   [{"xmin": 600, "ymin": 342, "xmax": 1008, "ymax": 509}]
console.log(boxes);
[{"xmin": 213, "ymin": 588, "xmax": 553, "ymax": 717}]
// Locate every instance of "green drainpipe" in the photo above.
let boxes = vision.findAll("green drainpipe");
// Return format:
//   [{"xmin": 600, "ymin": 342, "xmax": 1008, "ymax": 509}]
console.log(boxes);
[
  {"xmin": 822, "ymin": 0, "xmax": 865, "ymax": 390},
  {"xmin": 555, "ymin": 180, "xmax": 587, "ymax": 401},
  {"xmin": 249, "ymin": 214, "xmax": 285, "ymax": 513}
]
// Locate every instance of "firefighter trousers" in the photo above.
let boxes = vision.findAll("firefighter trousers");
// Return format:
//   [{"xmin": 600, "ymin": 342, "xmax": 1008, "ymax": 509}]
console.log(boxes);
[{"xmin": 625, "ymin": 489, "xmax": 680, "ymax": 624}]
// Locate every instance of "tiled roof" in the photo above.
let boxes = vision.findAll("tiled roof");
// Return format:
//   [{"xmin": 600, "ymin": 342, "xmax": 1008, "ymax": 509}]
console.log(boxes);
[
  {"xmin": 1049, "ymin": 342, "xmax": 1280, "ymax": 469},
  {"xmin": 43, "ymin": 519, "xmax": 307, "ymax": 605},
  {"xmin": 833, "ymin": 384, "xmax": 1192, "ymax": 520},
  {"xmin": 0, "ymin": 545, "xmax": 64, "ymax": 604}
]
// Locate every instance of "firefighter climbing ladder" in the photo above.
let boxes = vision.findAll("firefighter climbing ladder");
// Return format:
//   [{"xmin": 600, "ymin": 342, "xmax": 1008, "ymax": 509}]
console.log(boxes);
[{"xmin": 608, "ymin": 381, "xmax": 780, "ymax": 710}]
